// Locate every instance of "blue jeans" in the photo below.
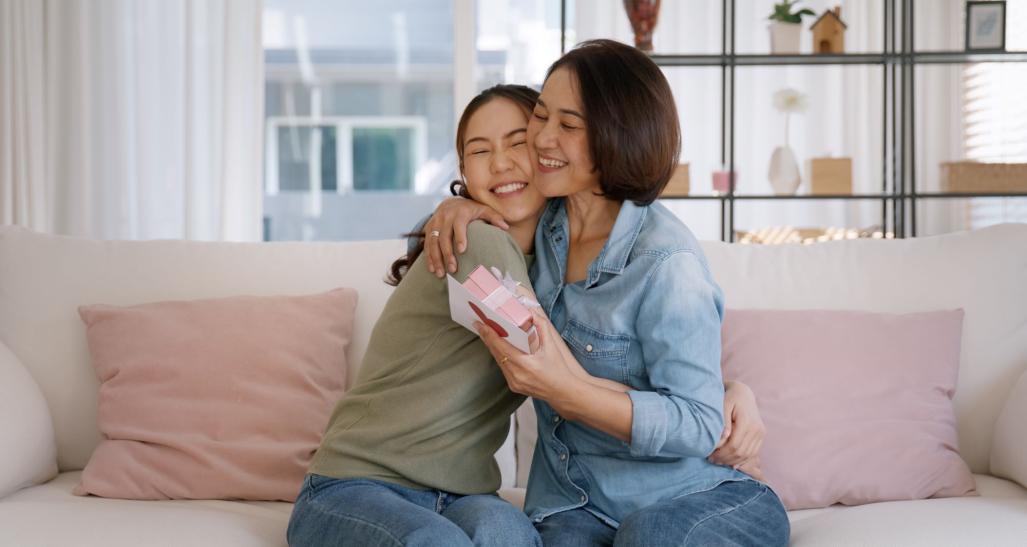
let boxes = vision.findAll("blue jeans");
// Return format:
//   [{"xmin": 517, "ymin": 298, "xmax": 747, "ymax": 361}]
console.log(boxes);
[
  {"xmin": 287, "ymin": 474, "xmax": 542, "ymax": 547},
  {"xmin": 535, "ymin": 480, "xmax": 790, "ymax": 547}
]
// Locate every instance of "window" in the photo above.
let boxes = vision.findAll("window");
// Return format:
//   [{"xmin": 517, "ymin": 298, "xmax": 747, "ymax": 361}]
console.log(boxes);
[
  {"xmin": 963, "ymin": 0, "xmax": 1027, "ymax": 227},
  {"xmin": 266, "ymin": 117, "xmax": 427, "ymax": 194},
  {"xmin": 261, "ymin": 0, "xmax": 564, "ymax": 241},
  {"xmin": 262, "ymin": 0, "xmax": 456, "ymax": 241}
]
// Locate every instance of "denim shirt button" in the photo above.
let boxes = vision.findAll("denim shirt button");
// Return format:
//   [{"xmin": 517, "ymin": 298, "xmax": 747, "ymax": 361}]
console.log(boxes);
[
  {"xmin": 579, "ymin": 495, "xmax": 587, "ymax": 503},
  {"xmin": 552, "ymin": 415, "xmax": 560, "ymax": 424},
  {"xmin": 559, "ymin": 453, "xmax": 567, "ymax": 461},
  {"xmin": 585, "ymin": 344, "xmax": 593, "ymax": 352}
]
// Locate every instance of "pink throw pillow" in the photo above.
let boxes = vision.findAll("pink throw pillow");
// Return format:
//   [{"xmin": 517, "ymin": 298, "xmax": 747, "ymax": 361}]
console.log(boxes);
[
  {"xmin": 75, "ymin": 288, "xmax": 357, "ymax": 501},
  {"xmin": 721, "ymin": 309, "xmax": 976, "ymax": 510}
]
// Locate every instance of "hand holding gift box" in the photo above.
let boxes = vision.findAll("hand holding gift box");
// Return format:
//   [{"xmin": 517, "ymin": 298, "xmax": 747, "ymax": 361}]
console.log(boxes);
[{"xmin": 448, "ymin": 265, "xmax": 538, "ymax": 353}]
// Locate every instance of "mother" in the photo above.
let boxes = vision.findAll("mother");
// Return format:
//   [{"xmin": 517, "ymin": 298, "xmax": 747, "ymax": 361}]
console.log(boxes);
[{"xmin": 423, "ymin": 40, "xmax": 789, "ymax": 546}]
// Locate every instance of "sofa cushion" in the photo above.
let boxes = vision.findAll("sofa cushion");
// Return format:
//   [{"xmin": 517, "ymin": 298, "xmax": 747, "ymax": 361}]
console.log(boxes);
[
  {"xmin": 721, "ymin": 309, "xmax": 976, "ymax": 510},
  {"xmin": 0, "ymin": 340, "xmax": 57, "ymax": 498},
  {"xmin": 3, "ymin": 473, "xmax": 1022, "ymax": 547},
  {"xmin": 74, "ymin": 289, "xmax": 356, "ymax": 501},
  {"xmin": 992, "ymin": 366, "xmax": 1027, "ymax": 489},
  {"xmin": 0, "ymin": 472, "xmax": 291, "ymax": 547},
  {"xmin": 786, "ymin": 475, "xmax": 1027, "ymax": 547}
]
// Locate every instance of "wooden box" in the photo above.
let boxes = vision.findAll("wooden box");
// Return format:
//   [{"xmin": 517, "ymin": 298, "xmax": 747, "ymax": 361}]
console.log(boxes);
[
  {"xmin": 941, "ymin": 162, "xmax": 1027, "ymax": 193},
  {"xmin": 661, "ymin": 164, "xmax": 690, "ymax": 197},
  {"xmin": 810, "ymin": 157, "xmax": 852, "ymax": 195}
]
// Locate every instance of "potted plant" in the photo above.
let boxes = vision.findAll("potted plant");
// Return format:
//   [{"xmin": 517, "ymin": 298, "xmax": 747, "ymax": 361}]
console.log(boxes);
[{"xmin": 768, "ymin": 0, "xmax": 815, "ymax": 54}]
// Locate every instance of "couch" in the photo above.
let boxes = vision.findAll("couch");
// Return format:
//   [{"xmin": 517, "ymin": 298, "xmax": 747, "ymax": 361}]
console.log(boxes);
[{"xmin": 1, "ymin": 224, "xmax": 1026, "ymax": 546}]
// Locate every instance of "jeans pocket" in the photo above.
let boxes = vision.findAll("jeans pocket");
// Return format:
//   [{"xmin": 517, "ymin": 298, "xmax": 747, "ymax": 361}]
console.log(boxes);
[{"xmin": 306, "ymin": 473, "xmax": 331, "ymax": 493}]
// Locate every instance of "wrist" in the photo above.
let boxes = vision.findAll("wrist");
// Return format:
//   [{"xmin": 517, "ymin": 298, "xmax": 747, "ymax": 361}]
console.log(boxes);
[{"xmin": 549, "ymin": 376, "xmax": 592, "ymax": 421}]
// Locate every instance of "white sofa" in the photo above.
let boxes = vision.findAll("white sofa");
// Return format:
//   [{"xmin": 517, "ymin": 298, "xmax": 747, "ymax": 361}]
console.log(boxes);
[{"xmin": 1, "ymin": 224, "xmax": 1026, "ymax": 546}]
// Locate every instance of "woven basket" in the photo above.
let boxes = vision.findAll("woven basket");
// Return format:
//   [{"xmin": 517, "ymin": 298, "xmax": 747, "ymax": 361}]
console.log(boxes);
[{"xmin": 941, "ymin": 162, "xmax": 1027, "ymax": 193}]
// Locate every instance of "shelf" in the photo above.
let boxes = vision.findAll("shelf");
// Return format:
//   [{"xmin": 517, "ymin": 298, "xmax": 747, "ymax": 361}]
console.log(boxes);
[
  {"xmin": 912, "ymin": 192, "xmax": 1027, "ymax": 199},
  {"xmin": 659, "ymin": 192, "xmax": 1027, "ymax": 201},
  {"xmin": 659, "ymin": 194, "xmax": 893, "ymax": 201},
  {"xmin": 911, "ymin": 51, "xmax": 1027, "ymax": 64},
  {"xmin": 732, "ymin": 194, "xmax": 892, "ymax": 200},
  {"xmin": 659, "ymin": 195, "xmax": 725, "ymax": 200},
  {"xmin": 650, "ymin": 53, "xmax": 888, "ymax": 67},
  {"xmin": 594, "ymin": 0, "xmax": 1027, "ymax": 241},
  {"xmin": 650, "ymin": 51, "xmax": 1027, "ymax": 68},
  {"xmin": 734, "ymin": 53, "xmax": 888, "ymax": 66}
]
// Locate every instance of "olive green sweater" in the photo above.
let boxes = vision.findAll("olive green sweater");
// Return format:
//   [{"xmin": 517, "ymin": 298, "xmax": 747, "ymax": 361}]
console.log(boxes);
[{"xmin": 309, "ymin": 222, "xmax": 533, "ymax": 494}]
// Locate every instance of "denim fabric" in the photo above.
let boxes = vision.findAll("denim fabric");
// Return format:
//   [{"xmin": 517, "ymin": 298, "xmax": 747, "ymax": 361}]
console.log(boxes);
[
  {"xmin": 287, "ymin": 474, "xmax": 542, "ymax": 547},
  {"xmin": 536, "ymin": 479, "xmax": 790, "ymax": 547},
  {"xmin": 525, "ymin": 198, "xmax": 751, "ymax": 526}
]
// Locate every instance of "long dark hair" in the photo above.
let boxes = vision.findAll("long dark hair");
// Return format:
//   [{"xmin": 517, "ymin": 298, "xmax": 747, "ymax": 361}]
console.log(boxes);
[{"xmin": 386, "ymin": 84, "xmax": 540, "ymax": 286}]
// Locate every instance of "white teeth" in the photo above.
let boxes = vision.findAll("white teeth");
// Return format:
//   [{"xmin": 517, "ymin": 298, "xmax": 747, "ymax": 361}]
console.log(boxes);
[
  {"xmin": 493, "ymin": 182, "xmax": 527, "ymax": 195},
  {"xmin": 540, "ymin": 157, "xmax": 567, "ymax": 168}
]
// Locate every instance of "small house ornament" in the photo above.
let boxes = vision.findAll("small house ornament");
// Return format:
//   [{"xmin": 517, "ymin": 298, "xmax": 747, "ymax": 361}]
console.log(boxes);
[{"xmin": 811, "ymin": 6, "xmax": 847, "ymax": 54}]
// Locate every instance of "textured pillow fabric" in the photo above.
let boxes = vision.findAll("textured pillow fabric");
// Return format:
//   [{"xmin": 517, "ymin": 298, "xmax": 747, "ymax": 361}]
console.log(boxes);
[
  {"xmin": 74, "ymin": 288, "xmax": 357, "ymax": 501},
  {"xmin": 721, "ymin": 309, "xmax": 976, "ymax": 510},
  {"xmin": 0, "ymin": 340, "xmax": 58, "ymax": 498}
]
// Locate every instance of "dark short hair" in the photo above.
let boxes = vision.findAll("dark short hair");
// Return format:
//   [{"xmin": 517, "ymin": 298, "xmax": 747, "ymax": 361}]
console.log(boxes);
[{"xmin": 546, "ymin": 39, "xmax": 680, "ymax": 205}]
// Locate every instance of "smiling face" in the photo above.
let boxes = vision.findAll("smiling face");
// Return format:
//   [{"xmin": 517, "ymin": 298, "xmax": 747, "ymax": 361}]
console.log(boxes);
[
  {"xmin": 527, "ymin": 67, "xmax": 600, "ymax": 198},
  {"xmin": 460, "ymin": 98, "xmax": 547, "ymax": 225}
]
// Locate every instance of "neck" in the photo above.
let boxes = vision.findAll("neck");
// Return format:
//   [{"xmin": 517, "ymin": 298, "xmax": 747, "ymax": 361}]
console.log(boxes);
[
  {"xmin": 507, "ymin": 210, "xmax": 543, "ymax": 254},
  {"xmin": 564, "ymin": 189, "xmax": 621, "ymax": 243}
]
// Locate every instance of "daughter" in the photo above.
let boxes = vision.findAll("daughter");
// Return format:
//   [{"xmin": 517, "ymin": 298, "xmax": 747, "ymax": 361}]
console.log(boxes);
[{"xmin": 286, "ymin": 85, "xmax": 546, "ymax": 547}]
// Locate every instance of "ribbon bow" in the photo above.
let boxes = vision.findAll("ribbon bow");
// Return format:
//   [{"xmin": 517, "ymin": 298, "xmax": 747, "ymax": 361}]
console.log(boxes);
[{"xmin": 489, "ymin": 266, "xmax": 542, "ymax": 310}]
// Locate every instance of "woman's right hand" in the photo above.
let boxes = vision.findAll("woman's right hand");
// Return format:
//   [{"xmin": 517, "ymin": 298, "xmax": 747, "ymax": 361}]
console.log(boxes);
[{"xmin": 423, "ymin": 197, "xmax": 508, "ymax": 278}]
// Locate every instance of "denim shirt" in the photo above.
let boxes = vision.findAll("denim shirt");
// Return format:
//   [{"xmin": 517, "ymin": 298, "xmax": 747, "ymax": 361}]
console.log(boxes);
[{"xmin": 524, "ymin": 198, "xmax": 748, "ymax": 527}]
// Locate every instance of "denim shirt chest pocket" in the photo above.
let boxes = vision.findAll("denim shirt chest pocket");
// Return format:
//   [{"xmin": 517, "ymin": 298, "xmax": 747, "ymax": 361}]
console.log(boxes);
[{"xmin": 562, "ymin": 319, "xmax": 633, "ymax": 383}]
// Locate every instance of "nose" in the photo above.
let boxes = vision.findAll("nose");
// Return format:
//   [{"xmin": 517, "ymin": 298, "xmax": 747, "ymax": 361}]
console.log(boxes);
[
  {"xmin": 490, "ymin": 146, "xmax": 514, "ymax": 173},
  {"xmin": 533, "ymin": 118, "xmax": 558, "ymax": 150}
]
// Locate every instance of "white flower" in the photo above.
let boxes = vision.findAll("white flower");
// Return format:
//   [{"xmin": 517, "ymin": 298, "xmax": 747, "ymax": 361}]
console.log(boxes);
[{"xmin": 773, "ymin": 88, "xmax": 809, "ymax": 113}]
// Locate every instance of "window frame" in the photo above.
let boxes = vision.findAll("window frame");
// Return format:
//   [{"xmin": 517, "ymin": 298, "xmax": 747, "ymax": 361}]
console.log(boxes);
[{"xmin": 265, "ymin": 115, "xmax": 429, "ymax": 195}]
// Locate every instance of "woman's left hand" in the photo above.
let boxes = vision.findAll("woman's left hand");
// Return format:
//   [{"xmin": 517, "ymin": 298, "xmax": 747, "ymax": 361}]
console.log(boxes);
[
  {"xmin": 475, "ymin": 307, "xmax": 582, "ymax": 403},
  {"xmin": 708, "ymin": 381, "xmax": 765, "ymax": 468}
]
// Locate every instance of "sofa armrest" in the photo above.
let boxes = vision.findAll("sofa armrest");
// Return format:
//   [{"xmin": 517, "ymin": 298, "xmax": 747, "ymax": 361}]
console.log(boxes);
[
  {"xmin": 0, "ymin": 339, "xmax": 58, "ymax": 498},
  {"xmin": 991, "ymin": 366, "xmax": 1027, "ymax": 489}
]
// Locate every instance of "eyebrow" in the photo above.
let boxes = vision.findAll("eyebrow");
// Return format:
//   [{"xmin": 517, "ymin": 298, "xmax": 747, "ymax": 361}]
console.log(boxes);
[
  {"xmin": 536, "ymin": 98, "xmax": 585, "ymax": 120},
  {"xmin": 464, "ymin": 128, "xmax": 527, "ymax": 146}
]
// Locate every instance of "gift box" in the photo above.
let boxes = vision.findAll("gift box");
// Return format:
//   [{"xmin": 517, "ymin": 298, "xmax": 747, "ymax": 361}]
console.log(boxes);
[{"xmin": 463, "ymin": 265, "xmax": 533, "ymax": 331}]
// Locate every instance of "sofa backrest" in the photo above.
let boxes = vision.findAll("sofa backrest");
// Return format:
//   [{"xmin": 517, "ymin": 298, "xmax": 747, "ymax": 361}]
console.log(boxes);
[{"xmin": 3, "ymin": 224, "xmax": 1025, "ymax": 483}]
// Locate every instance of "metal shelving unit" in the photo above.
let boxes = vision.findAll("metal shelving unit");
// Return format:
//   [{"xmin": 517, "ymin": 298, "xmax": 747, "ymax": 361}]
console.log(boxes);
[{"xmin": 561, "ymin": 0, "xmax": 1026, "ymax": 242}]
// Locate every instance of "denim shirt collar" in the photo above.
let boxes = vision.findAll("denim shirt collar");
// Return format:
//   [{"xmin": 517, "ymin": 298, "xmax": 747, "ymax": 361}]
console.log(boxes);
[{"xmin": 540, "ymin": 198, "xmax": 648, "ymax": 289}]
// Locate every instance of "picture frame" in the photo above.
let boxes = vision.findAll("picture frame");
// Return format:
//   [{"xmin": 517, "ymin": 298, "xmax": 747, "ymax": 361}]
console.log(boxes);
[{"xmin": 965, "ymin": 1, "xmax": 1006, "ymax": 52}]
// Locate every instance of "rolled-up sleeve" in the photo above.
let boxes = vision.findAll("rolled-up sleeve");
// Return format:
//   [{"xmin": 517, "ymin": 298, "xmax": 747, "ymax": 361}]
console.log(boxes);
[{"xmin": 627, "ymin": 251, "xmax": 726, "ymax": 459}]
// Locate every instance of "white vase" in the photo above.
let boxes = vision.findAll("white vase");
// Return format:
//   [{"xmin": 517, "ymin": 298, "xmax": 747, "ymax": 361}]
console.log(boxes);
[
  {"xmin": 768, "ymin": 21, "xmax": 801, "ymax": 54},
  {"xmin": 768, "ymin": 146, "xmax": 801, "ymax": 195}
]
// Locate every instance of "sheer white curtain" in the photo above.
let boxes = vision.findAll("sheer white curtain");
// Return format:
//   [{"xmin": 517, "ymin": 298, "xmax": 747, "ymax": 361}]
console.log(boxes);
[
  {"xmin": 0, "ymin": 0, "xmax": 263, "ymax": 241},
  {"xmin": 0, "ymin": 0, "xmax": 47, "ymax": 231},
  {"xmin": 574, "ymin": 0, "xmax": 964, "ymax": 239}
]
